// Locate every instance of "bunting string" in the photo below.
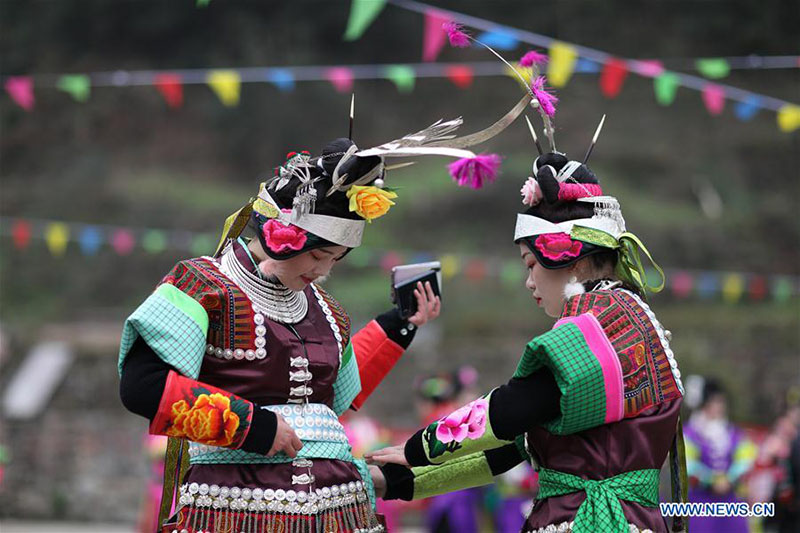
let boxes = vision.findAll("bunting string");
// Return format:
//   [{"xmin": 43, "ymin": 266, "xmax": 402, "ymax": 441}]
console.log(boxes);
[{"xmin": 2, "ymin": 216, "xmax": 797, "ymax": 303}]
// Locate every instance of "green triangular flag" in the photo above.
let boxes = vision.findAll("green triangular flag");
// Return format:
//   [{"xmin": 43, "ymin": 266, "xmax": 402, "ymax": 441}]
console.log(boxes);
[
  {"xmin": 57, "ymin": 75, "xmax": 91, "ymax": 102},
  {"xmin": 696, "ymin": 58, "xmax": 730, "ymax": 79},
  {"xmin": 196, "ymin": 0, "xmax": 211, "ymax": 7},
  {"xmin": 654, "ymin": 72, "xmax": 680, "ymax": 106},
  {"xmin": 384, "ymin": 65, "xmax": 415, "ymax": 93},
  {"xmin": 142, "ymin": 230, "xmax": 167, "ymax": 254},
  {"xmin": 343, "ymin": 0, "xmax": 387, "ymax": 41}
]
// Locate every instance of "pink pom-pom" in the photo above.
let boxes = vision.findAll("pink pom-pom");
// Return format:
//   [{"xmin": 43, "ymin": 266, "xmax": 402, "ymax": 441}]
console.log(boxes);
[
  {"xmin": 531, "ymin": 76, "xmax": 559, "ymax": 118},
  {"xmin": 519, "ymin": 50, "xmax": 548, "ymax": 67},
  {"xmin": 448, "ymin": 154, "xmax": 501, "ymax": 189},
  {"xmin": 443, "ymin": 21, "xmax": 471, "ymax": 48}
]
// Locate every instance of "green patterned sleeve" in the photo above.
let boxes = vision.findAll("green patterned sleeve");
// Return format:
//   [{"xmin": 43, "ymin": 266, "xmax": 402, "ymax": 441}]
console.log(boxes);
[
  {"xmin": 118, "ymin": 282, "xmax": 209, "ymax": 379},
  {"xmin": 404, "ymin": 390, "xmax": 513, "ymax": 466},
  {"xmin": 382, "ymin": 443, "xmax": 525, "ymax": 501},
  {"xmin": 332, "ymin": 342, "xmax": 361, "ymax": 416}
]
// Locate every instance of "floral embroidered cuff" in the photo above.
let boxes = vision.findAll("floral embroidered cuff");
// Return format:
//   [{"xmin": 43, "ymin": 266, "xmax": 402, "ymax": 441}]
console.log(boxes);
[{"xmin": 150, "ymin": 370, "xmax": 254, "ymax": 449}]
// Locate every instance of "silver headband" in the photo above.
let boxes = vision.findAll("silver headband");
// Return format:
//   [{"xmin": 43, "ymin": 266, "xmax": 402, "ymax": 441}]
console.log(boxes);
[
  {"xmin": 513, "ymin": 195, "xmax": 626, "ymax": 242},
  {"xmin": 258, "ymin": 188, "xmax": 365, "ymax": 249}
]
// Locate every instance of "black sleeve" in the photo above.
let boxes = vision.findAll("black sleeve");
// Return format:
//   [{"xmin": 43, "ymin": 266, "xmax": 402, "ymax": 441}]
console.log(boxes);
[
  {"xmin": 489, "ymin": 368, "xmax": 561, "ymax": 440},
  {"xmin": 485, "ymin": 442, "xmax": 527, "ymax": 476},
  {"xmin": 375, "ymin": 308, "xmax": 417, "ymax": 348},
  {"xmin": 380, "ymin": 463, "xmax": 415, "ymax": 501},
  {"xmin": 404, "ymin": 368, "xmax": 561, "ymax": 466},
  {"xmin": 118, "ymin": 337, "xmax": 277, "ymax": 455}
]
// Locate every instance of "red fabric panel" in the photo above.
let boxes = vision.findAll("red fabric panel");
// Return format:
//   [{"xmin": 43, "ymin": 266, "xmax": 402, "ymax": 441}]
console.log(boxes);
[{"xmin": 350, "ymin": 320, "xmax": 405, "ymax": 410}]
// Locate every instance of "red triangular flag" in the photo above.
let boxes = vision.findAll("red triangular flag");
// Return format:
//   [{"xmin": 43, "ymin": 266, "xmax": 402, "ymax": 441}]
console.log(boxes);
[
  {"xmin": 154, "ymin": 73, "xmax": 183, "ymax": 108},
  {"xmin": 600, "ymin": 58, "xmax": 629, "ymax": 98},
  {"xmin": 445, "ymin": 65, "xmax": 473, "ymax": 89},
  {"xmin": 11, "ymin": 219, "xmax": 32, "ymax": 249}
]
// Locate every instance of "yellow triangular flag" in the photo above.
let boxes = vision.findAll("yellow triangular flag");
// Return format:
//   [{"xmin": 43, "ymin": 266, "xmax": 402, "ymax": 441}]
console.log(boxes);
[
  {"xmin": 504, "ymin": 65, "xmax": 533, "ymax": 88},
  {"xmin": 207, "ymin": 70, "xmax": 241, "ymax": 107},
  {"xmin": 721, "ymin": 273, "xmax": 744, "ymax": 304},
  {"xmin": 547, "ymin": 42, "xmax": 578, "ymax": 88},
  {"xmin": 777, "ymin": 105, "xmax": 800, "ymax": 133},
  {"xmin": 45, "ymin": 222, "xmax": 70, "ymax": 256}
]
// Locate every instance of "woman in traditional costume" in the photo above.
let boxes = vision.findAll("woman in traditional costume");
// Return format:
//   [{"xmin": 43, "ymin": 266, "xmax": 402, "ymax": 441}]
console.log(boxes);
[
  {"xmin": 118, "ymin": 97, "xmax": 531, "ymax": 533},
  {"xmin": 684, "ymin": 378, "xmax": 757, "ymax": 532},
  {"xmin": 369, "ymin": 146, "xmax": 687, "ymax": 533},
  {"xmin": 368, "ymin": 26, "xmax": 688, "ymax": 533}
]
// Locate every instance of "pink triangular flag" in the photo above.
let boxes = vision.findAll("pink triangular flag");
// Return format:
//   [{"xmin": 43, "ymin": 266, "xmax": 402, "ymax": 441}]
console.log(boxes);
[
  {"xmin": 326, "ymin": 67, "xmax": 354, "ymax": 93},
  {"xmin": 635, "ymin": 60, "xmax": 664, "ymax": 78},
  {"xmin": 111, "ymin": 229, "xmax": 136, "ymax": 255},
  {"xmin": 4, "ymin": 76, "xmax": 34, "ymax": 111},
  {"xmin": 702, "ymin": 83, "xmax": 725, "ymax": 115},
  {"xmin": 422, "ymin": 9, "xmax": 449, "ymax": 62}
]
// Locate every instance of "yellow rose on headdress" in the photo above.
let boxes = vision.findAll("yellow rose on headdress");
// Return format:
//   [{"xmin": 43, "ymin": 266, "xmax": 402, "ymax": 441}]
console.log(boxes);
[{"xmin": 346, "ymin": 185, "xmax": 398, "ymax": 223}]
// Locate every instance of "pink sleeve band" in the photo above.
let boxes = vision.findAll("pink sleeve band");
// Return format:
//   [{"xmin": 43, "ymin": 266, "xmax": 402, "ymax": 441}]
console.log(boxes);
[{"xmin": 555, "ymin": 313, "xmax": 624, "ymax": 423}]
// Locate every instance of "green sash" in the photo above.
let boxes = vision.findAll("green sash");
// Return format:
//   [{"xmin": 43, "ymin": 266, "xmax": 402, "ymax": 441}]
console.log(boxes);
[{"xmin": 537, "ymin": 467, "xmax": 660, "ymax": 533}]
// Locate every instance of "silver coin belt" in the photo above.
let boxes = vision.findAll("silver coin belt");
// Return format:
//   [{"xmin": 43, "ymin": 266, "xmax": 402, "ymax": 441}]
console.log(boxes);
[
  {"xmin": 526, "ymin": 521, "xmax": 654, "ymax": 533},
  {"xmin": 178, "ymin": 480, "xmax": 369, "ymax": 515},
  {"xmin": 261, "ymin": 403, "xmax": 347, "ymax": 443}
]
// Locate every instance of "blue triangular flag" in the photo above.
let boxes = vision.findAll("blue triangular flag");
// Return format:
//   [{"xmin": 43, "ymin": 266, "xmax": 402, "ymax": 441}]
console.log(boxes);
[
  {"xmin": 78, "ymin": 226, "xmax": 103, "ymax": 255},
  {"xmin": 476, "ymin": 30, "xmax": 518, "ymax": 51},
  {"xmin": 267, "ymin": 69, "xmax": 295, "ymax": 92},
  {"xmin": 575, "ymin": 57, "xmax": 601, "ymax": 73},
  {"xmin": 734, "ymin": 96, "xmax": 761, "ymax": 121}
]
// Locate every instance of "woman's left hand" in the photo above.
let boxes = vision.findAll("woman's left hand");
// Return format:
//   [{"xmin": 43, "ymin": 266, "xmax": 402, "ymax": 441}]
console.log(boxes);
[{"xmin": 408, "ymin": 281, "xmax": 441, "ymax": 327}]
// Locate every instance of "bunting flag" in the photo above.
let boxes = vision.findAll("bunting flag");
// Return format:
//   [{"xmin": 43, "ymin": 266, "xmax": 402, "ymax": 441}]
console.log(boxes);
[
  {"xmin": 154, "ymin": 73, "xmax": 183, "ymax": 108},
  {"xmin": 111, "ymin": 229, "xmax": 135, "ymax": 256},
  {"xmin": 56, "ymin": 74, "xmax": 91, "ymax": 102},
  {"xmin": 721, "ymin": 273, "xmax": 745, "ymax": 304},
  {"xmin": 777, "ymin": 105, "xmax": 800, "ymax": 133},
  {"xmin": 326, "ymin": 67, "xmax": 354, "ymax": 93},
  {"xmin": 734, "ymin": 96, "xmax": 761, "ymax": 121},
  {"xmin": 702, "ymin": 83, "xmax": 726, "ymax": 115},
  {"xmin": 44, "ymin": 223, "xmax": 69, "ymax": 256},
  {"xmin": 384, "ymin": 65, "xmax": 416, "ymax": 93},
  {"xmin": 574, "ymin": 57, "xmax": 601, "ymax": 74},
  {"xmin": 422, "ymin": 9, "xmax": 449, "ymax": 62},
  {"xmin": 4, "ymin": 76, "xmax": 34, "ymax": 111},
  {"xmin": 654, "ymin": 72, "xmax": 680, "ymax": 106},
  {"xmin": 445, "ymin": 65, "xmax": 473, "ymax": 88},
  {"xmin": 696, "ymin": 58, "xmax": 731, "ymax": 79},
  {"xmin": 634, "ymin": 60, "xmax": 665, "ymax": 78},
  {"xmin": 599, "ymin": 58, "xmax": 629, "ymax": 98},
  {"xmin": 547, "ymin": 42, "xmax": 578, "ymax": 87},
  {"xmin": 142, "ymin": 229, "xmax": 167, "ymax": 254},
  {"xmin": 343, "ymin": 0, "xmax": 387, "ymax": 41},
  {"xmin": 1, "ymin": 216, "xmax": 798, "ymax": 302},
  {"xmin": 11, "ymin": 219, "xmax": 31, "ymax": 249},
  {"xmin": 476, "ymin": 29, "xmax": 519, "ymax": 51},
  {"xmin": 207, "ymin": 70, "xmax": 240, "ymax": 106},
  {"xmin": 267, "ymin": 68, "xmax": 295, "ymax": 92},
  {"xmin": 78, "ymin": 226, "xmax": 103, "ymax": 255}
]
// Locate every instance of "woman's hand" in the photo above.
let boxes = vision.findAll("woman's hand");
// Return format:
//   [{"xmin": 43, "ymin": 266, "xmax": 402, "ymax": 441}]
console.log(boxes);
[
  {"xmin": 408, "ymin": 281, "xmax": 441, "ymax": 327},
  {"xmin": 267, "ymin": 414, "xmax": 303, "ymax": 458},
  {"xmin": 364, "ymin": 445, "xmax": 409, "ymax": 467},
  {"xmin": 369, "ymin": 465, "xmax": 387, "ymax": 499}
]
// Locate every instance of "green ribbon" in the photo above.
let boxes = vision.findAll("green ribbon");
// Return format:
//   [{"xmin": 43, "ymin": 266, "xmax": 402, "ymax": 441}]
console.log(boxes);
[
  {"xmin": 617, "ymin": 232, "xmax": 665, "ymax": 294},
  {"xmin": 537, "ymin": 467, "xmax": 660, "ymax": 533}
]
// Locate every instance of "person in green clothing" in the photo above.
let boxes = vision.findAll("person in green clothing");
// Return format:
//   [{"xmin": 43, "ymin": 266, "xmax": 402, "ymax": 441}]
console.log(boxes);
[{"xmin": 367, "ymin": 145, "xmax": 687, "ymax": 533}]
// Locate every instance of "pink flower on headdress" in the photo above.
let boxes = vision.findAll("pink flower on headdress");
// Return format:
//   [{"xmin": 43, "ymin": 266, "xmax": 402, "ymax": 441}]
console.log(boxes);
[
  {"xmin": 531, "ymin": 76, "xmax": 558, "ymax": 118},
  {"xmin": 262, "ymin": 209, "xmax": 307, "ymax": 253},
  {"xmin": 443, "ymin": 21, "xmax": 471, "ymax": 48},
  {"xmin": 534, "ymin": 233, "xmax": 583, "ymax": 262},
  {"xmin": 519, "ymin": 50, "xmax": 549, "ymax": 67},
  {"xmin": 435, "ymin": 397, "xmax": 488, "ymax": 444},
  {"xmin": 521, "ymin": 177, "xmax": 543, "ymax": 206}
]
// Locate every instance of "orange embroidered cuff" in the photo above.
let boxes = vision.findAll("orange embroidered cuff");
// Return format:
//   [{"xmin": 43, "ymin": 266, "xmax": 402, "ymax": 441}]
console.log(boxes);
[{"xmin": 150, "ymin": 370, "xmax": 253, "ymax": 449}]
